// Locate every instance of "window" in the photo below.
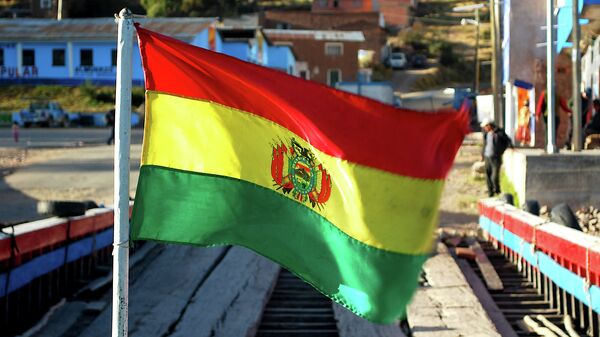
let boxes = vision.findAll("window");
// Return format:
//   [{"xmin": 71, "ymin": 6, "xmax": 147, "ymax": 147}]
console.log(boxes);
[
  {"xmin": 327, "ymin": 69, "xmax": 341, "ymax": 87},
  {"xmin": 80, "ymin": 49, "xmax": 93, "ymax": 66},
  {"xmin": 275, "ymin": 23, "xmax": 291, "ymax": 29},
  {"xmin": 299, "ymin": 70, "xmax": 308, "ymax": 79},
  {"xmin": 0, "ymin": 49, "xmax": 3, "ymax": 66},
  {"xmin": 52, "ymin": 49, "xmax": 65, "ymax": 66},
  {"xmin": 22, "ymin": 49, "xmax": 35, "ymax": 66},
  {"xmin": 325, "ymin": 43, "xmax": 343, "ymax": 56},
  {"xmin": 111, "ymin": 49, "xmax": 117, "ymax": 66},
  {"xmin": 333, "ymin": 0, "xmax": 339, "ymax": 7},
  {"xmin": 40, "ymin": 0, "xmax": 52, "ymax": 9}
]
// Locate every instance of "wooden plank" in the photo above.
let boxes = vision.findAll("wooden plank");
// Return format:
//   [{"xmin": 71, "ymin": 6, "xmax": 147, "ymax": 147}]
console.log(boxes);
[
  {"xmin": 333, "ymin": 303, "xmax": 407, "ymax": 337},
  {"xmin": 469, "ymin": 240, "xmax": 504, "ymax": 291},
  {"xmin": 78, "ymin": 245, "xmax": 227, "ymax": 337},
  {"xmin": 457, "ymin": 259, "xmax": 519, "ymax": 337},
  {"xmin": 170, "ymin": 247, "xmax": 279, "ymax": 337},
  {"xmin": 408, "ymin": 243, "xmax": 502, "ymax": 337}
]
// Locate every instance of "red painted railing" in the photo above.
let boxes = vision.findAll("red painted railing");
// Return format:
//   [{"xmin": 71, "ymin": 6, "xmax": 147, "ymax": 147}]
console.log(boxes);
[{"xmin": 479, "ymin": 199, "xmax": 600, "ymax": 287}]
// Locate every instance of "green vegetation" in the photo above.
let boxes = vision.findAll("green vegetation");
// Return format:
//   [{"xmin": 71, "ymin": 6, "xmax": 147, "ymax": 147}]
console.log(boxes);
[
  {"xmin": 140, "ymin": 0, "xmax": 258, "ymax": 17},
  {"xmin": 0, "ymin": 112, "xmax": 11, "ymax": 126},
  {"xmin": 500, "ymin": 170, "xmax": 520, "ymax": 208},
  {"xmin": 394, "ymin": 0, "xmax": 493, "ymax": 91},
  {"xmin": 0, "ymin": 84, "xmax": 145, "ymax": 113},
  {"xmin": 371, "ymin": 63, "xmax": 393, "ymax": 82}
]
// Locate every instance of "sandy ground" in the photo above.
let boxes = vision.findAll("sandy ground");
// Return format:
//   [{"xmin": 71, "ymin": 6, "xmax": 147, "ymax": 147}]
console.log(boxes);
[
  {"xmin": 0, "ymin": 133, "xmax": 486, "ymax": 229},
  {"xmin": 438, "ymin": 133, "xmax": 487, "ymax": 230},
  {"xmin": 0, "ymin": 145, "xmax": 141, "ymax": 224}
]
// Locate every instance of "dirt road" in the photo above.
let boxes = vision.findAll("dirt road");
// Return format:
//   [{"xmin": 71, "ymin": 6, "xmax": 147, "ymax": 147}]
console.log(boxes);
[
  {"xmin": 0, "ymin": 145, "xmax": 142, "ymax": 224},
  {"xmin": 1, "ymin": 132, "xmax": 486, "ymax": 229}
]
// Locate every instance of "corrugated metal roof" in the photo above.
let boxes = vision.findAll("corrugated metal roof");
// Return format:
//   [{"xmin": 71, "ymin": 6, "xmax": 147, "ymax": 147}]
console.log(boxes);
[
  {"xmin": 263, "ymin": 29, "xmax": 365, "ymax": 42},
  {"xmin": 0, "ymin": 17, "xmax": 216, "ymax": 41}
]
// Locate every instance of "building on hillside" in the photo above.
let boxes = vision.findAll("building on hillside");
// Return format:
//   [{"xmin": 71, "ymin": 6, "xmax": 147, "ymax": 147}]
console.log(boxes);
[
  {"xmin": 220, "ymin": 28, "xmax": 269, "ymax": 65},
  {"xmin": 264, "ymin": 29, "xmax": 364, "ymax": 86},
  {"xmin": 1, "ymin": 0, "xmax": 64, "ymax": 18},
  {"xmin": 310, "ymin": 0, "xmax": 415, "ymax": 28},
  {"xmin": 260, "ymin": 7, "xmax": 386, "ymax": 61},
  {"xmin": 0, "ymin": 18, "xmax": 296, "ymax": 85}
]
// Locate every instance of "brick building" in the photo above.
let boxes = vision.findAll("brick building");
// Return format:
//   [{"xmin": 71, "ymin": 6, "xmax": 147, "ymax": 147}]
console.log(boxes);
[
  {"xmin": 261, "ymin": 10, "xmax": 385, "ymax": 61},
  {"xmin": 263, "ymin": 29, "xmax": 364, "ymax": 86}
]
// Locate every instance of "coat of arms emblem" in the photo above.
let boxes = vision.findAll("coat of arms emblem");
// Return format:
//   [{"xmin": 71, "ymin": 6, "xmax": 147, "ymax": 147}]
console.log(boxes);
[{"xmin": 271, "ymin": 138, "xmax": 332, "ymax": 209}]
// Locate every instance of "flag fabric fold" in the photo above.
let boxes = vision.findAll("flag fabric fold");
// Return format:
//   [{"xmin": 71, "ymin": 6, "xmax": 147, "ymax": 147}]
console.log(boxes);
[{"xmin": 131, "ymin": 25, "xmax": 469, "ymax": 323}]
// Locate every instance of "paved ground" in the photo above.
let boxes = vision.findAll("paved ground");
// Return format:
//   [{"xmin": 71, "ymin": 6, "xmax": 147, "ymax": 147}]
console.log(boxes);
[
  {"xmin": 0, "ymin": 127, "xmax": 144, "ymax": 148},
  {"xmin": 391, "ymin": 68, "xmax": 437, "ymax": 94},
  {"xmin": 0, "ymin": 128, "xmax": 144, "ymax": 224}
]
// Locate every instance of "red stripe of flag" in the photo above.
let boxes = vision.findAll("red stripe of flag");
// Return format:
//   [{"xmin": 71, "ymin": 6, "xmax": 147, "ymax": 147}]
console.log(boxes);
[{"xmin": 136, "ymin": 25, "xmax": 469, "ymax": 179}]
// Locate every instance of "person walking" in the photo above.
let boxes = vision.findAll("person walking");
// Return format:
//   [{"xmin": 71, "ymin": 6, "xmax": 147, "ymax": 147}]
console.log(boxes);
[{"xmin": 481, "ymin": 118, "xmax": 512, "ymax": 197}]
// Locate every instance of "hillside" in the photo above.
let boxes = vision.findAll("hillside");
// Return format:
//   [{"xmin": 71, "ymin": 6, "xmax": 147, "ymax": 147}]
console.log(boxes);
[{"xmin": 393, "ymin": 0, "xmax": 492, "ymax": 91}]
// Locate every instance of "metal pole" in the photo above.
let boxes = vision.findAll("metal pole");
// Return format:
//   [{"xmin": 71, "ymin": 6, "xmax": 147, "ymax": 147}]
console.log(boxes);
[
  {"xmin": 57, "ymin": 0, "xmax": 63, "ymax": 20},
  {"xmin": 112, "ymin": 8, "xmax": 133, "ymax": 337},
  {"xmin": 494, "ymin": 0, "xmax": 504, "ymax": 128},
  {"xmin": 546, "ymin": 0, "xmax": 558, "ymax": 153},
  {"xmin": 475, "ymin": 8, "xmax": 480, "ymax": 94},
  {"xmin": 490, "ymin": 0, "xmax": 499, "ymax": 122},
  {"xmin": 572, "ymin": 0, "xmax": 582, "ymax": 151}
]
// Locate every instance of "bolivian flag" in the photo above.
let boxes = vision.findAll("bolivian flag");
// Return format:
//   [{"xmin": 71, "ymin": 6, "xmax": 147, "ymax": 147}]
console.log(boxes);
[{"xmin": 131, "ymin": 25, "xmax": 469, "ymax": 323}]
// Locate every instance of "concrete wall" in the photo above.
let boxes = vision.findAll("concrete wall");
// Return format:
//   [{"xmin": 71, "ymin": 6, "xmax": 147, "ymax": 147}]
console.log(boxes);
[
  {"xmin": 222, "ymin": 42, "xmax": 249, "ymax": 62},
  {"xmin": 507, "ymin": 0, "xmax": 546, "ymax": 85},
  {"xmin": 503, "ymin": 148, "xmax": 600, "ymax": 208},
  {"xmin": 266, "ymin": 35, "xmax": 361, "ymax": 85},
  {"xmin": 267, "ymin": 45, "xmax": 295, "ymax": 74}
]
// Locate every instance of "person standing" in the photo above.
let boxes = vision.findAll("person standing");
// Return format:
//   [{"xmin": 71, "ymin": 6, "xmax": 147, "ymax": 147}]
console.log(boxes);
[
  {"xmin": 106, "ymin": 108, "xmax": 115, "ymax": 145},
  {"xmin": 12, "ymin": 121, "xmax": 19, "ymax": 143},
  {"xmin": 481, "ymin": 118, "xmax": 512, "ymax": 197},
  {"xmin": 584, "ymin": 99, "xmax": 600, "ymax": 138}
]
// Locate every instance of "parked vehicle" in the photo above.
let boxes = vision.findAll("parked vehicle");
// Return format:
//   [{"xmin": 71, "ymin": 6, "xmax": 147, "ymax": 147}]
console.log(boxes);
[
  {"xmin": 386, "ymin": 52, "xmax": 408, "ymax": 69},
  {"xmin": 410, "ymin": 54, "xmax": 428, "ymax": 68},
  {"xmin": 19, "ymin": 101, "xmax": 68, "ymax": 127}
]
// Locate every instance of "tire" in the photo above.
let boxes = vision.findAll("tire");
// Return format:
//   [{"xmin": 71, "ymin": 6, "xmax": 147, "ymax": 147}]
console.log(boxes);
[
  {"xmin": 522, "ymin": 200, "xmax": 540, "ymax": 216},
  {"xmin": 81, "ymin": 200, "xmax": 99, "ymax": 210},
  {"xmin": 500, "ymin": 193, "xmax": 514, "ymax": 206},
  {"xmin": 24, "ymin": 122, "xmax": 31, "ymax": 128},
  {"xmin": 37, "ymin": 200, "xmax": 87, "ymax": 217},
  {"xmin": 550, "ymin": 203, "xmax": 582, "ymax": 231}
]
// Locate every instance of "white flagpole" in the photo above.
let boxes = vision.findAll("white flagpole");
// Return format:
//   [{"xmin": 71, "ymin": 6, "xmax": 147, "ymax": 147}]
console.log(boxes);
[{"xmin": 113, "ymin": 8, "xmax": 133, "ymax": 337}]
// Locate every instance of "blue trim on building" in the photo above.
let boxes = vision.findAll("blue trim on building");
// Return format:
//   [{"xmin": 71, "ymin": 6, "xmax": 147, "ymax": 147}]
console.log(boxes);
[
  {"xmin": 480, "ymin": 215, "xmax": 600, "ymax": 313},
  {"xmin": 0, "ymin": 228, "xmax": 113, "ymax": 298},
  {"xmin": 0, "ymin": 78, "xmax": 144, "ymax": 86}
]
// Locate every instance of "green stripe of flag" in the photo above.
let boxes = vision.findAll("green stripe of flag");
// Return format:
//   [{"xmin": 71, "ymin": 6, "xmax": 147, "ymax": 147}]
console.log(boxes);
[{"xmin": 131, "ymin": 165, "xmax": 427, "ymax": 323}]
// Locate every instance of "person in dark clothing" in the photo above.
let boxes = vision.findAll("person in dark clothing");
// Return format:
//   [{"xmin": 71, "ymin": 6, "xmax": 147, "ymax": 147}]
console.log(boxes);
[
  {"xmin": 106, "ymin": 108, "xmax": 116, "ymax": 145},
  {"xmin": 584, "ymin": 99, "xmax": 600, "ymax": 138},
  {"xmin": 481, "ymin": 118, "xmax": 512, "ymax": 197},
  {"xmin": 565, "ymin": 88, "xmax": 591, "ymax": 149}
]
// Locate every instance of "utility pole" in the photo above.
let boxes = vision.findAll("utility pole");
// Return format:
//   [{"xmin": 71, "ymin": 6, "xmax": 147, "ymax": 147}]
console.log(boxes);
[
  {"xmin": 572, "ymin": 0, "xmax": 582, "ymax": 151},
  {"xmin": 546, "ymin": 0, "xmax": 558, "ymax": 154},
  {"xmin": 490, "ymin": 0, "xmax": 504, "ymax": 128},
  {"xmin": 474, "ymin": 7, "xmax": 480, "ymax": 94},
  {"xmin": 57, "ymin": 0, "xmax": 63, "ymax": 20},
  {"xmin": 454, "ymin": 4, "xmax": 485, "ymax": 94}
]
